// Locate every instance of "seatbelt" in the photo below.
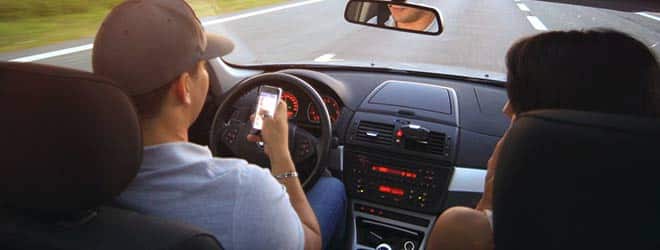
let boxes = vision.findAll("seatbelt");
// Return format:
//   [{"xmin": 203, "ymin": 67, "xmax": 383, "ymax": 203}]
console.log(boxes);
[{"xmin": 377, "ymin": 5, "xmax": 390, "ymax": 25}]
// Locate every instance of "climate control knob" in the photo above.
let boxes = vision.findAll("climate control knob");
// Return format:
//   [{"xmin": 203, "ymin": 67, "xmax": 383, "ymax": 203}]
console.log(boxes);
[
  {"xmin": 403, "ymin": 240, "xmax": 416, "ymax": 250},
  {"xmin": 376, "ymin": 243, "xmax": 392, "ymax": 250}
]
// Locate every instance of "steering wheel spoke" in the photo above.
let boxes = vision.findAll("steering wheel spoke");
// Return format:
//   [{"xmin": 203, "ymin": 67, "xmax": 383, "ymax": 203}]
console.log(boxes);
[
  {"xmin": 219, "ymin": 122, "xmax": 245, "ymax": 154},
  {"xmin": 291, "ymin": 125, "xmax": 319, "ymax": 163}
]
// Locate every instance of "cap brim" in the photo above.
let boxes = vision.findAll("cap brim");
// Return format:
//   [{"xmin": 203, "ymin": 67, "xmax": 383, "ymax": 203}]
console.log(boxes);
[{"xmin": 202, "ymin": 33, "xmax": 234, "ymax": 60}]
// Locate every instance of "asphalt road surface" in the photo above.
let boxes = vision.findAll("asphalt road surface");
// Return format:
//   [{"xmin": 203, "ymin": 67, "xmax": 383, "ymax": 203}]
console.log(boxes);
[{"xmin": 1, "ymin": 0, "xmax": 659, "ymax": 76}]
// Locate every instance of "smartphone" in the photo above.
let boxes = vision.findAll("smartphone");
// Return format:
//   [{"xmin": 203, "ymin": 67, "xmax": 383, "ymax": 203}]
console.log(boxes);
[{"xmin": 250, "ymin": 85, "xmax": 282, "ymax": 135}]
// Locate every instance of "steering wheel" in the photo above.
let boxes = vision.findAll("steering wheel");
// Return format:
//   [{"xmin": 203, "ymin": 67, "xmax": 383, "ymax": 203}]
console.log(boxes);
[{"xmin": 209, "ymin": 72, "xmax": 332, "ymax": 189}]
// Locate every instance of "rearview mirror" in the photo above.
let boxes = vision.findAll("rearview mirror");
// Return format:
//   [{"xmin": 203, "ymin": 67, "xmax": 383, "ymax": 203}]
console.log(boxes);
[{"xmin": 344, "ymin": 0, "xmax": 444, "ymax": 35}]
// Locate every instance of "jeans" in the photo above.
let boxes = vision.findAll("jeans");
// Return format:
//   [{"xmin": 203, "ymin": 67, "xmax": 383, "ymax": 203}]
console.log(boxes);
[{"xmin": 307, "ymin": 176, "xmax": 347, "ymax": 249}]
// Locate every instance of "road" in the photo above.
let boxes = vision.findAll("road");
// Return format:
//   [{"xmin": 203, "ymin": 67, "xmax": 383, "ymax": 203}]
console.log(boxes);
[{"xmin": 1, "ymin": 0, "xmax": 659, "ymax": 76}]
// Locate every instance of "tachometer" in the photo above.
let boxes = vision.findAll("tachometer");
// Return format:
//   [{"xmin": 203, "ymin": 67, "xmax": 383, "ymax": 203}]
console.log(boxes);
[
  {"xmin": 307, "ymin": 96, "xmax": 341, "ymax": 123},
  {"xmin": 281, "ymin": 91, "xmax": 299, "ymax": 119}
]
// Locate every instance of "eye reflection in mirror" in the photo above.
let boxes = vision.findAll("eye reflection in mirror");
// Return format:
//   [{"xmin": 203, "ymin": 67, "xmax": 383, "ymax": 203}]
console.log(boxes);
[{"xmin": 345, "ymin": 0, "xmax": 443, "ymax": 35}]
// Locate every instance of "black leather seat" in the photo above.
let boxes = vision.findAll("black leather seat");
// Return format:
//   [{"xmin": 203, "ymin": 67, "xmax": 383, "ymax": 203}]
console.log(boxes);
[
  {"xmin": 0, "ymin": 62, "xmax": 223, "ymax": 250},
  {"xmin": 493, "ymin": 110, "xmax": 660, "ymax": 250}
]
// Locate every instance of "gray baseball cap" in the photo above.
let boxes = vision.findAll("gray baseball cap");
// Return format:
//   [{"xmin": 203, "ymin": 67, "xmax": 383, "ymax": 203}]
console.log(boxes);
[{"xmin": 93, "ymin": 0, "xmax": 233, "ymax": 96}]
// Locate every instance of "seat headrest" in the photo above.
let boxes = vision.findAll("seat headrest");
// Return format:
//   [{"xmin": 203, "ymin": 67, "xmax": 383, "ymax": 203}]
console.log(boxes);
[
  {"xmin": 0, "ymin": 62, "xmax": 142, "ymax": 215},
  {"xmin": 493, "ymin": 110, "xmax": 660, "ymax": 249}
]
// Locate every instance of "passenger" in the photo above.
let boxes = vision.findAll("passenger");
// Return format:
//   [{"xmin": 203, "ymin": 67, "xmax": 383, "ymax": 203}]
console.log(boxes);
[
  {"xmin": 92, "ymin": 0, "xmax": 345, "ymax": 249},
  {"xmin": 426, "ymin": 29, "xmax": 659, "ymax": 250}
]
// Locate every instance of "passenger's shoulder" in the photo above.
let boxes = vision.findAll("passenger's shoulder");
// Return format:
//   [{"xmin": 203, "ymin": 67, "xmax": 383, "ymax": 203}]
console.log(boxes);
[
  {"xmin": 440, "ymin": 207, "xmax": 489, "ymax": 225},
  {"xmin": 427, "ymin": 207, "xmax": 493, "ymax": 250}
]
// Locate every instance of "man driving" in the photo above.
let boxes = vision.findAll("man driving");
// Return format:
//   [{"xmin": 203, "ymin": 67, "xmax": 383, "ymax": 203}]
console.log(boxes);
[
  {"xmin": 92, "ymin": 0, "xmax": 345, "ymax": 249},
  {"xmin": 368, "ymin": 0, "xmax": 439, "ymax": 32}
]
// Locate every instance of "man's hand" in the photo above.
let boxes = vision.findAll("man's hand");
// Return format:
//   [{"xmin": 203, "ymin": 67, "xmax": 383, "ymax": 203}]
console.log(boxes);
[{"xmin": 247, "ymin": 101, "xmax": 295, "ymax": 174}]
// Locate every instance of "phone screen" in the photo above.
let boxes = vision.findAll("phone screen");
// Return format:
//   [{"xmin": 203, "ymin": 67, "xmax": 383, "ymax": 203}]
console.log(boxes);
[{"xmin": 252, "ymin": 89, "xmax": 280, "ymax": 131}]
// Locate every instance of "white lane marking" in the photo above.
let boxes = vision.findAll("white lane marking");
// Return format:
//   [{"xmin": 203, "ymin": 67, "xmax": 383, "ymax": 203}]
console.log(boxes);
[
  {"xmin": 314, "ymin": 53, "xmax": 343, "ymax": 62},
  {"xmin": 517, "ymin": 3, "xmax": 530, "ymax": 12},
  {"xmin": 9, "ymin": 0, "xmax": 325, "ymax": 63},
  {"xmin": 10, "ymin": 44, "xmax": 94, "ymax": 63},
  {"xmin": 527, "ymin": 16, "xmax": 548, "ymax": 31},
  {"xmin": 202, "ymin": 0, "xmax": 324, "ymax": 26},
  {"xmin": 636, "ymin": 12, "xmax": 660, "ymax": 22}
]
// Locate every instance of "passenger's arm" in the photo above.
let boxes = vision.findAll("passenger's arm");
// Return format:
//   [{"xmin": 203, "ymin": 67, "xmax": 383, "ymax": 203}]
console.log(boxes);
[
  {"xmin": 477, "ymin": 117, "xmax": 513, "ymax": 211},
  {"xmin": 426, "ymin": 207, "xmax": 493, "ymax": 250},
  {"xmin": 248, "ymin": 101, "xmax": 322, "ymax": 250},
  {"xmin": 475, "ymin": 138, "xmax": 500, "ymax": 211}
]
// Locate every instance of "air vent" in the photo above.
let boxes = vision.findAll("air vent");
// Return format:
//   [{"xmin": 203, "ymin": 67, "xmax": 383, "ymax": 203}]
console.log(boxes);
[
  {"xmin": 429, "ymin": 132, "xmax": 448, "ymax": 155},
  {"xmin": 404, "ymin": 131, "xmax": 448, "ymax": 156},
  {"xmin": 353, "ymin": 121, "xmax": 394, "ymax": 146}
]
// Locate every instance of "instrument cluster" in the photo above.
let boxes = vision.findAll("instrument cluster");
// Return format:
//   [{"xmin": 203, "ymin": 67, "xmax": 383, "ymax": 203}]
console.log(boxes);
[{"xmin": 281, "ymin": 90, "xmax": 342, "ymax": 124}]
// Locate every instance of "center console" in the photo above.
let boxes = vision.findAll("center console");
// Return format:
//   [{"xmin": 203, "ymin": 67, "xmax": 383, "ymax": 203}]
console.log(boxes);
[
  {"xmin": 346, "ymin": 149, "xmax": 453, "ymax": 213},
  {"xmin": 344, "ymin": 81, "xmax": 461, "ymax": 250},
  {"xmin": 351, "ymin": 200, "xmax": 436, "ymax": 250}
]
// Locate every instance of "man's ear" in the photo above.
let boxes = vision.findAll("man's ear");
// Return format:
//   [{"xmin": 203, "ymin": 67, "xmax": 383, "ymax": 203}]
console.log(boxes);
[{"xmin": 172, "ymin": 72, "xmax": 192, "ymax": 105}]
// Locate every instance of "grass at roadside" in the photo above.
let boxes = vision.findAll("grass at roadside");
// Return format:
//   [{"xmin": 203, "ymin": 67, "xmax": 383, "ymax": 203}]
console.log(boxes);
[{"xmin": 0, "ymin": 0, "xmax": 285, "ymax": 53}]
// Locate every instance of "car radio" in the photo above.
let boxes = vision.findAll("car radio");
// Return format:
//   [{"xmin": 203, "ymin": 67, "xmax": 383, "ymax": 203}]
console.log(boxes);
[{"xmin": 345, "ymin": 148, "xmax": 453, "ymax": 213}]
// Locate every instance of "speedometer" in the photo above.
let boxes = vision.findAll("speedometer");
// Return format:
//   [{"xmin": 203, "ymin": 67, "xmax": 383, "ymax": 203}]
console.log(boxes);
[
  {"xmin": 307, "ymin": 96, "xmax": 341, "ymax": 123},
  {"xmin": 281, "ymin": 91, "xmax": 299, "ymax": 119}
]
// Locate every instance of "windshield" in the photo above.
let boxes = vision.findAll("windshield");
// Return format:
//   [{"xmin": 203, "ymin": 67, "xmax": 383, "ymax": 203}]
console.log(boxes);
[
  {"xmin": 1, "ymin": 0, "xmax": 658, "ymax": 80},
  {"xmin": 218, "ymin": 0, "xmax": 660, "ymax": 79}
]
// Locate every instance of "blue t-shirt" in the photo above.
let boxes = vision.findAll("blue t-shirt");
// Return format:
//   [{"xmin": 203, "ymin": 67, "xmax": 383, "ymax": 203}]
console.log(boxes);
[{"xmin": 117, "ymin": 142, "xmax": 304, "ymax": 250}]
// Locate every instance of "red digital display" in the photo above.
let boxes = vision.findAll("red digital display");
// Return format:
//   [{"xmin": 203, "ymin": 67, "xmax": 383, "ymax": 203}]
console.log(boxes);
[
  {"xmin": 371, "ymin": 165, "xmax": 417, "ymax": 179},
  {"xmin": 378, "ymin": 185, "xmax": 405, "ymax": 196}
]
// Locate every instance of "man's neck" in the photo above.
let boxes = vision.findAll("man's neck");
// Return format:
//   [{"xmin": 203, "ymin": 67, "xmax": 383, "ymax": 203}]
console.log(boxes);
[
  {"xmin": 397, "ymin": 14, "xmax": 435, "ymax": 31},
  {"xmin": 141, "ymin": 116, "xmax": 189, "ymax": 146}
]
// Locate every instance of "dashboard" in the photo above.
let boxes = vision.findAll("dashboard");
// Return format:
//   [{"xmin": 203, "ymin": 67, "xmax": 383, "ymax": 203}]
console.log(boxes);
[{"xmin": 209, "ymin": 61, "xmax": 510, "ymax": 250}]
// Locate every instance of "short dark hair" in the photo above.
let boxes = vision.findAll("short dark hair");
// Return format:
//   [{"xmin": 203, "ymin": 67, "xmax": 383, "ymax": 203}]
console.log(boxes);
[
  {"xmin": 506, "ymin": 29, "xmax": 659, "ymax": 117},
  {"xmin": 130, "ymin": 61, "xmax": 204, "ymax": 119},
  {"xmin": 130, "ymin": 80, "xmax": 173, "ymax": 120}
]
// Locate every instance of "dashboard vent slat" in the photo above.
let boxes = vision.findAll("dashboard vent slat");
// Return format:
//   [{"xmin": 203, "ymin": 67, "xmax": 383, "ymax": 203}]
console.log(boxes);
[
  {"xmin": 428, "ymin": 132, "xmax": 448, "ymax": 155},
  {"xmin": 353, "ymin": 121, "xmax": 394, "ymax": 146},
  {"xmin": 404, "ymin": 131, "xmax": 448, "ymax": 156}
]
